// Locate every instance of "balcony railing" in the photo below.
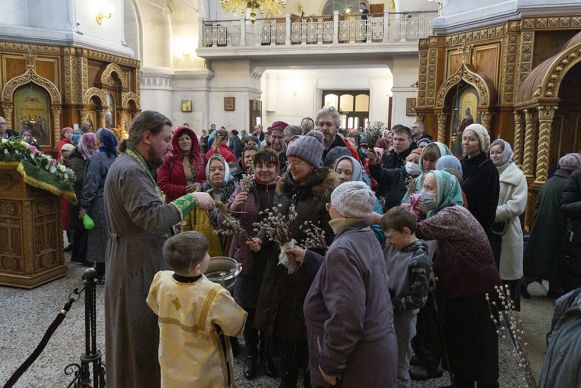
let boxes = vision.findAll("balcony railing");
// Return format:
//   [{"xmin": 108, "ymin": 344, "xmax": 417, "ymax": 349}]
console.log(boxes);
[{"xmin": 199, "ymin": 11, "xmax": 435, "ymax": 48}]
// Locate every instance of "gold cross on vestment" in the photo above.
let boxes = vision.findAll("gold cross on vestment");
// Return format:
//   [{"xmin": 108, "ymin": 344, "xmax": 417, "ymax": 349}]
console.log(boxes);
[{"xmin": 172, "ymin": 297, "xmax": 181, "ymax": 311}]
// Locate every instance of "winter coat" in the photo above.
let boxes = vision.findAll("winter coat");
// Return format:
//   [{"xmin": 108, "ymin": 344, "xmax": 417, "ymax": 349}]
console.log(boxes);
[
  {"xmin": 524, "ymin": 169, "xmax": 571, "ymax": 282},
  {"xmin": 229, "ymin": 135, "xmax": 244, "ymax": 160},
  {"xmin": 68, "ymin": 149, "xmax": 88, "ymax": 229},
  {"xmin": 369, "ymin": 164, "xmax": 408, "ymax": 211},
  {"xmin": 157, "ymin": 127, "xmax": 205, "ymax": 203},
  {"xmin": 461, "ymin": 152, "xmax": 500, "ymax": 237},
  {"xmin": 494, "ymin": 162, "xmax": 527, "ymax": 280},
  {"xmin": 223, "ymin": 180, "xmax": 283, "ymax": 310},
  {"xmin": 104, "ymin": 153, "xmax": 183, "ymax": 388},
  {"xmin": 254, "ymin": 167, "xmax": 339, "ymax": 341},
  {"xmin": 304, "ymin": 221, "xmax": 397, "ymax": 387},
  {"xmin": 538, "ymin": 290, "xmax": 581, "ymax": 388},
  {"xmin": 561, "ymin": 169, "xmax": 581, "ymax": 246}
]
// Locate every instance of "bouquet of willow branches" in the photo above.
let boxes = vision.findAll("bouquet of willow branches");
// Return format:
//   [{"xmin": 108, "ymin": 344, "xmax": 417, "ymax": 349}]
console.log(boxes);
[
  {"xmin": 299, "ymin": 221, "xmax": 327, "ymax": 250},
  {"xmin": 486, "ymin": 285, "xmax": 536, "ymax": 387},
  {"xmin": 213, "ymin": 201, "xmax": 252, "ymax": 242},
  {"xmin": 239, "ymin": 173, "xmax": 254, "ymax": 193},
  {"xmin": 253, "ymin": 203, "xmax": 300, "ymax": 274},
  {"xmin": 364, "ymin": 121, "xmax": 385, "ymax": 149}
]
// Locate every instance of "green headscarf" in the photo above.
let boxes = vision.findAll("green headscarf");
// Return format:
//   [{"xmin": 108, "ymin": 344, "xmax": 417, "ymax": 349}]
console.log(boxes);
[{"xmin": 425, "ymin": 170, "xmax": 464, "ymax": 217}]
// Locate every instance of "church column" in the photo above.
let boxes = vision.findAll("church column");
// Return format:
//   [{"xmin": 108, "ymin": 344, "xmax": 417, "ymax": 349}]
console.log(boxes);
[
  {"xmin": 436, "ymin": 112, "xmax": 446, "ymax": 142},
  {"xmin": 100, "ymin": 109, "xmax": 107, "ymax": 129},
  {"xmin": 52, "ymin": 106, "xmax": 62, "ymax": 147},
  {"xmin": 415, "ymin": 112, "xmax": 425, "ymax": 124},
  {"xmin": 535, "ymin": 105, "xmax": 557, "ymax": 184},
  {"xmin": 480, "ymin": 112, "xmax": 493, "ymax": 132},
  {"xmin": 522, "ymin": 108, "xmax": 536, "ymax": 179},
  {"xmin": 513, "ymin": 110, "xmax": 524, "ymax": 165}
]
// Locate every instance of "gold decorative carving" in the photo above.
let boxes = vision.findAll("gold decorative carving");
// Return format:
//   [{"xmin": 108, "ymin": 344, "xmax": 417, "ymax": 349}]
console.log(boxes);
[
  {"xmin": 445, "ymin": 25, "xmax": 505, "ymax": 46},
  {"xmin": 535, "ymin": 105, "xmax": 557, "ymax": 184},
  {"xmin": 83, "ymin": 87, "xmax": 108, "ymax": 106},
  {"xmin": 522, "ymin": 109, "xmax": 536, "ymax": 178},
  {"xmin": 63, "ymin": 51, "xmax": 75, "ymax": 104},
  {"xmin": 78, "ymin": 55, "xmax": 89, "ymax": 104},
  {"xmin": 417, "ymin": 46, "xmax": 428, "ymax": 107},
  {"xmin": 0, "ymin": 173, "xmax": 18, "ymax": 190},
  {"xmin": 1, "ymin": 106, "xmax": 14, "ymax": 129},
  {"xmin": 501, "ymin": 32, "xmax": 520, "ymax": 104},
  {"xmin": 480, "ymin": 112, "xmax": 493, "ymax": 130},
  {"xmin": 541, "ymin": 45, "xmax": 581, "ymax": 98},
  {"xmin": 513, "ymin": 110, "xmax": 524, "ymax": 164},
  {"xmin": 0, "ymin": 41, "xmax": 60, "ymax": 55},
  {"xmin": 522, "ymin": 16, "xmax": 581, "ymax": 31},
  {"xmin": 85, "ymin": 49, "xmax": 140, "ymax": 68},
  {"xmin": 519, "ymin": 31, "xmax": 535, "ymax": 83},
  {"xmin": 435, "ymin": 64, "xmax": 497, "ymax": 109},
  {"xmin": 0, "ymin": 201, "xmax": 17, "ymax": 216},
  {"xmin": 427, "ymin": 46, "xmax": 439, "ymax": 106},
  {"xmin": 416, "ymin": 112, "xmax": 425, "ymax": 124},
  {"xmin": 51, "ymin": 106, "xmax": 62, "ymax": 147},
  {"xmin": 436, "ymin": 112, "xmax": 447, "ymax": 142},
  {"xmin": 1, "ymin": 68, "xmax": 62, "ymax": 104},
  {"xmin": 121, "ymin": 92, "xmax": 140, "ymax": 109},
  {"xmin": 101, "ymin": 63, "xmax": 129, "ymax": 89}
]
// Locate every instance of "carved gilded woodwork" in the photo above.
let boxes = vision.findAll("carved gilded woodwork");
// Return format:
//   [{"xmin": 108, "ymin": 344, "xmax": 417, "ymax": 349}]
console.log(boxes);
[
  {"xmin": 122, "ymin": 92, "xmax": 141, "ymax": 109},
  {"xmin": 100, "ymin": 63, "xmax": 129, "ymax": 89},
  {"xmin": 83, "ymin": 87, "xmax": 108, "ymax": 106},
  {"xmin": 513, "ymin": 110, "xmax": 524, "ymax": 164},
  {"xmin": 1, "ymin": 67, "xmax": 62, "ymax": 104},
  {"xmin": 480, "ymin": 112, "xmax": 493, "ymax": 130},
  {"xmin": 535, "ymin": 105, "xmax": 557, "ymax": 184},
  {"xmin": 540, "ymin": 44, "xmax": 581, "ymax": 98},
  {"xmin": 501, "ymin": 29, "xmax": 520, "ymax": 104},
  {"xmin": 522, "ymin": 109, "xmax": 536, "ymax": 178},
  {"xmin": 436, "ymin": 112, "xmax": 447, "ymax": 142},
  {"xmin": 435, "ymin": 63, "xmax": 496, "ymax": 109}
]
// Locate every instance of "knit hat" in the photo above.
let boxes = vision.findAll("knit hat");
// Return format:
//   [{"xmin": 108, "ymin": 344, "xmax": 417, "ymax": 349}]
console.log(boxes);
[
  {"xmin": 60, "ymin": 143, "xmax": 75, "ymax": 158},
  {"xmin": 330, "ymin": 181, "xmax": 376, "ymax": 218},
  {"xmin": 270, "ymin": 121, "xmax": 289, "ymax": 134},
  {"xmin": 324, "ymin": 146, "xmax": 351, "ymax": 167},
  {"xmin": 286, "ymin": 130, "xmax": 325, "ymax": 168},
  {"xmin": 559, "ymin": 153, "xmax": 581, "ymax": 171},
  {"xmin": 463, "ymin": 123, "xmax": 491, "ymax": 153}
]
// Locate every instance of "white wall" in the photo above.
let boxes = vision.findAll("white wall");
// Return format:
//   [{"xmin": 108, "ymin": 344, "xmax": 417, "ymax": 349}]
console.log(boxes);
[
  {"xmin": 390, "ymin": 55, "xmax": 419, "ymax": 127},
  {"xmin": 74, "ymin": 0, "xmax": 125, "ymax": 45},
  {"xmin": 261, "ymin": 67, "xmax": 393, "ymax": 128}
]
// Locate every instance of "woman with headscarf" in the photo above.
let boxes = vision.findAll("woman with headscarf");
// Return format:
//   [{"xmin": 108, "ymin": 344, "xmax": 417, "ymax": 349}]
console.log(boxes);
[
  {"xmin": 415, "ymin": 170, "xmax": 501, "ymax": 387},
  {"xmin": 69, "ymin": 133, "xmax": 98, "ymax": 264},
  {"xmin": 56, "ymin": 126, "xmax": 74, "ymax": 160},
  {"xmin": 334, "ymin": 155, "xmax": 384, "ymax": 245},
  {"xmin": 461, "ymin": 123, "xmax": 500, "ymax": 240},
  {"xmin": 182, "ymin": 154, "xmax": 236, "ymax": 257},
  {"xmin": 302, "ymin": 181, "xmax": 398, "ymax": 388},
  {"xmin": 489, "ymin": 139, "xmax": 527, "ymax": 310},
  {"xmin": 224, "ymin": 148, "xmax": 282, "ymax": 380},
  {"xmin": 157, "ymin": 126, "xmax": 206, "ymax": 203},
  {"xmin": 254, "ymin": 130, "xmax": 339, "ymax": 388},
  {"xmin": 80, "ymin": 128, "xmax": 118, "ymax": 283}
]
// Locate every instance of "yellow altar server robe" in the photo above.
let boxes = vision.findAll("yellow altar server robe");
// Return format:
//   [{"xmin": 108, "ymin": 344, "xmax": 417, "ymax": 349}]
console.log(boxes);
[{"xmin": 147, "ymin": 271, "xmax": 247, "ymax": 387}]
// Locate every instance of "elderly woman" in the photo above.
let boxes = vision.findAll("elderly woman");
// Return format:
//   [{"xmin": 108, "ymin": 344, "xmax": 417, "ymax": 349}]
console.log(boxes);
[
  {"xmin": 254, "ymin": 130, "xmax": 338, "ymax": 388},
  {"xmin": 225, "ymin": 148, "xmax": 282, "ymax": 380},
  {"xmin": 461, "ymin": 123, "xmax": 499, "ymax": 239},
  {"xmin": 80, "ymin": 128, "xmax": 118, "ymax": 283},
  {"xmin": 69, "ymin": 133, "xmax": 98, "ymax": 264},
  {"xmin": 334, "ymin": 155, "xmax": 384, "ymax": 245},
  {"xmin": 302, "ymin": 181, "xmax": 397, "ymax": 387},
  {"xmin": 157, "ymin": 126, "xmax": 205, "ymax": 203},
  {"xmin": 489, "ymin": 139, "xmax": 527, "ymax": 309},
  {"xmin": 416, "ymin": 170, "xmax": 501, "ymax": 387}
]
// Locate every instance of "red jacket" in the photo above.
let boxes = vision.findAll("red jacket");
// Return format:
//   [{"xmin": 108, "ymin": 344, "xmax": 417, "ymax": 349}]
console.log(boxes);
[
  {"xmin": 205, "ymin": 143, "xmax": 238, "ymax": 166},
  {"xmin": 157, "ymin": 126, "xmax": 206, "ymax": 203}
]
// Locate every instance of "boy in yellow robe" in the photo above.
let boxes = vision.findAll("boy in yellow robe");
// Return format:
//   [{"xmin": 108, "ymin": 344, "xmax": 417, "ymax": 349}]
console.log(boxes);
[{"xmin": 147, "ymin": 231, "xmax": 247, "ymax": 387}]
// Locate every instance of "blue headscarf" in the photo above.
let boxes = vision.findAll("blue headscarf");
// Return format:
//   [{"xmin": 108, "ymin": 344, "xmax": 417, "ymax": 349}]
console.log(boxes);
[
  {"xmin": 436, "ymin": 155, "xmax": 463, "ymax": 175},
  {"xmin": 96, "ymin": 128, "xmax": 118, "ymax": 157},
  {"xmin": 334, "ymin": 156, "xmax": 363, "ymax": 182},
  {"xmin": 424, "ymin": 170, "xmax": 464, "ymax": 217}
]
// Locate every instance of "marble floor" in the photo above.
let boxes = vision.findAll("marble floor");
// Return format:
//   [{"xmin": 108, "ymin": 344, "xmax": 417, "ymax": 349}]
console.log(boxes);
[{"xmin": 0, "ymin": 258, "xmax": 553, "ymax": 388}]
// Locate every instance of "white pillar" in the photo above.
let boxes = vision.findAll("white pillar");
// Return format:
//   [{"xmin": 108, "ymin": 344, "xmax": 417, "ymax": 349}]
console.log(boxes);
[{"xmin": 333, "ymin": 10, "xmax": 339, "ymax": 44}]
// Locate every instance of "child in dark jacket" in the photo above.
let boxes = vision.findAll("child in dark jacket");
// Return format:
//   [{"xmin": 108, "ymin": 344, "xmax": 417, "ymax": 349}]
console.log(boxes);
[{"xmin": 381, "ymin": 207, "xmax": 432, "ymax": 388}]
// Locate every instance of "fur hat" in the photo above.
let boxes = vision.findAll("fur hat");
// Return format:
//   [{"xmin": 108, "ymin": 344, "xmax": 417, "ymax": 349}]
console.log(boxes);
[
  {"xmin": 270, "ymin": 121, "xmax": 289, "ymax": 134},
  {"xmin": 286, "ymin": 130, "xmax": 325, "ymax": 168},
  {"xmin": 463, "ymin": 123, "xmax": 491, "ymax": 153},
  {"xmin": 559, "ymin": 153, "xmax": 581, "ymax": 171},
  {"xmin": 330, "ymin": 181, "xmax": 376, "ymax": 218}
]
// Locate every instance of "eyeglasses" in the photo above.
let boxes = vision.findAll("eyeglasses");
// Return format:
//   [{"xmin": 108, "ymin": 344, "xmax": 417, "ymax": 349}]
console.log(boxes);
[{"xmin": 287, "ymin": 159, "xmax": 306, "ymax": 167}]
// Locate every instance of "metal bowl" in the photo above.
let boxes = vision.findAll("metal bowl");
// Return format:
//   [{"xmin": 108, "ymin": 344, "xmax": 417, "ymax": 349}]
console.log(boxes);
[{"xmin": 204, "ymin": 256, "xmax": 242, "ymax": 290}]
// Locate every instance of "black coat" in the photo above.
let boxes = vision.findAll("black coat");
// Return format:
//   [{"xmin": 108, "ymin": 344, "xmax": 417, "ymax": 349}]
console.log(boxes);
[
  {"xmin": 461, "ymin": 152, "xmax": 500, "ymax": 237},
  {"xmin": 369, "ymin": 164, "xmax": 408, "ymax": 211},
  {"xmin": 560, "ymin": 169, "xmax": 581, "ymax": 290}
]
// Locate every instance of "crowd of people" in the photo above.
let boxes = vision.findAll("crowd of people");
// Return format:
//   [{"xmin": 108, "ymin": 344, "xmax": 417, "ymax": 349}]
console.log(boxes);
[{"xmin": 3, "ymin": 107, "xmax": 581, "ymax": 387}]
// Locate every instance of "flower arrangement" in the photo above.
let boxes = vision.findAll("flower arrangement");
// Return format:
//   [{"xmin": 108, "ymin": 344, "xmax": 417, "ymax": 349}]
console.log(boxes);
[
  {"xmin": 0, "ymin": 137, "xmax": 76, "ymax": 183},
  {"xmin": 486, "ymin": 285, "xmax": 536, "ymax": 387}
]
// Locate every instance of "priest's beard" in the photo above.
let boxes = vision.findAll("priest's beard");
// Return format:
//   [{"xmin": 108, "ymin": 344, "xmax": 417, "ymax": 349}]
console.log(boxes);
[{"xmin": 147, "ymin": 149, "xmax": 164, "ymax": 168}]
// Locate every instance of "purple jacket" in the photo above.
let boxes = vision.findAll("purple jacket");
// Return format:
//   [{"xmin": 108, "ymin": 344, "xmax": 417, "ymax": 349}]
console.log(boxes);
[{"xmin": 303, "ymin": 221, "xmax": 397, "ymax": 387}]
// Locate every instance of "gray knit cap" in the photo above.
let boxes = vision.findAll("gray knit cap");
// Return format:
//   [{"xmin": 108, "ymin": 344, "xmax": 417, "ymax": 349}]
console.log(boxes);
[
  {"xmin": 463, "ymin": 123, "xmax": 491, "ymax": 153},
  {"xmin": 559, "ymin": 153, "xmax": 581, "ymax": 171},
  {"xmin": 286, "ymin": 130, "xmax": 325, "ymax": 168},
  {"xmin": 330, "ymin": 181, "xmax": 376, "ymax": 218}
]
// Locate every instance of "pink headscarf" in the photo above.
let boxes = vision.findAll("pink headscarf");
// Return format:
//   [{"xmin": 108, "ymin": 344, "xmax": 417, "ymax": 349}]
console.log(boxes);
[{"xmin": 77, "ymin": 133, "xmax": 97, "ymax": 160}]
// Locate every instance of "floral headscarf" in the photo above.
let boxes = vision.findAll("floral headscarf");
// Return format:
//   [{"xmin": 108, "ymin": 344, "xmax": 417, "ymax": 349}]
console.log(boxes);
[
  {"xmin": 77, "ymin": 133, "xmax": 97, "ymax": 160},
  {"xmin": 425, "ymin": 170, "xmax": 464, "ymax": 217}
]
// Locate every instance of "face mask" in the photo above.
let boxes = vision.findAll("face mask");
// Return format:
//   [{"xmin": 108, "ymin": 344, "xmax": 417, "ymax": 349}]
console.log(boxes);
[
  {"xmin": 405, "ymin": 162, "xmax": 421, "ymax": 177},
  {"xmin": 420, "ymin": 190, "xmax": 437, "ymax": 210}
]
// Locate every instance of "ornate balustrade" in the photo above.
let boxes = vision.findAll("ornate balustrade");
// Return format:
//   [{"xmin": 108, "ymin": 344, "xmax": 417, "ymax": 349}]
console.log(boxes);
[{"xmin": 200, "ymin": 11, "xmax": 435, "ymax": 49}]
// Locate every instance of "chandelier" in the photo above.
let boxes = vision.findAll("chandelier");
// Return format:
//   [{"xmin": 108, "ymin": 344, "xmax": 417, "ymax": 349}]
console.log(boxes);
[{"xmin": 220, "ymin": 0, "xmax": 287, "ymax": 23}]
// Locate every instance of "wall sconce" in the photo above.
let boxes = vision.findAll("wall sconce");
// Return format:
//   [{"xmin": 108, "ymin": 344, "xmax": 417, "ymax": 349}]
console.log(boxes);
[{"xmin": 95, "ymin": 11, "xmax": 112, "ymax": 25}]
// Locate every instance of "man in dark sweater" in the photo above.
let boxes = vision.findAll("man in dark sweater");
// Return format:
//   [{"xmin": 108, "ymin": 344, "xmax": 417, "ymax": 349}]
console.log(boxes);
[
  {"xmin": 370, "ymin": 125, "xmax": 414, "ymax": 211},
  {"xmin": 411, "ymin": 122, "xmax": 433, "ymax": 148},
  {"xmin": 316, "ymin": 106, "xmax": 359, "ymax": 162}
]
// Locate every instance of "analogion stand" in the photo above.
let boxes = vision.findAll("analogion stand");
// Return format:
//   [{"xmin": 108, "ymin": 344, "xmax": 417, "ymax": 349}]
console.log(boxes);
[{"xmin": 0, "ymin": 164, "xmax": 67, "ymax": 288}]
